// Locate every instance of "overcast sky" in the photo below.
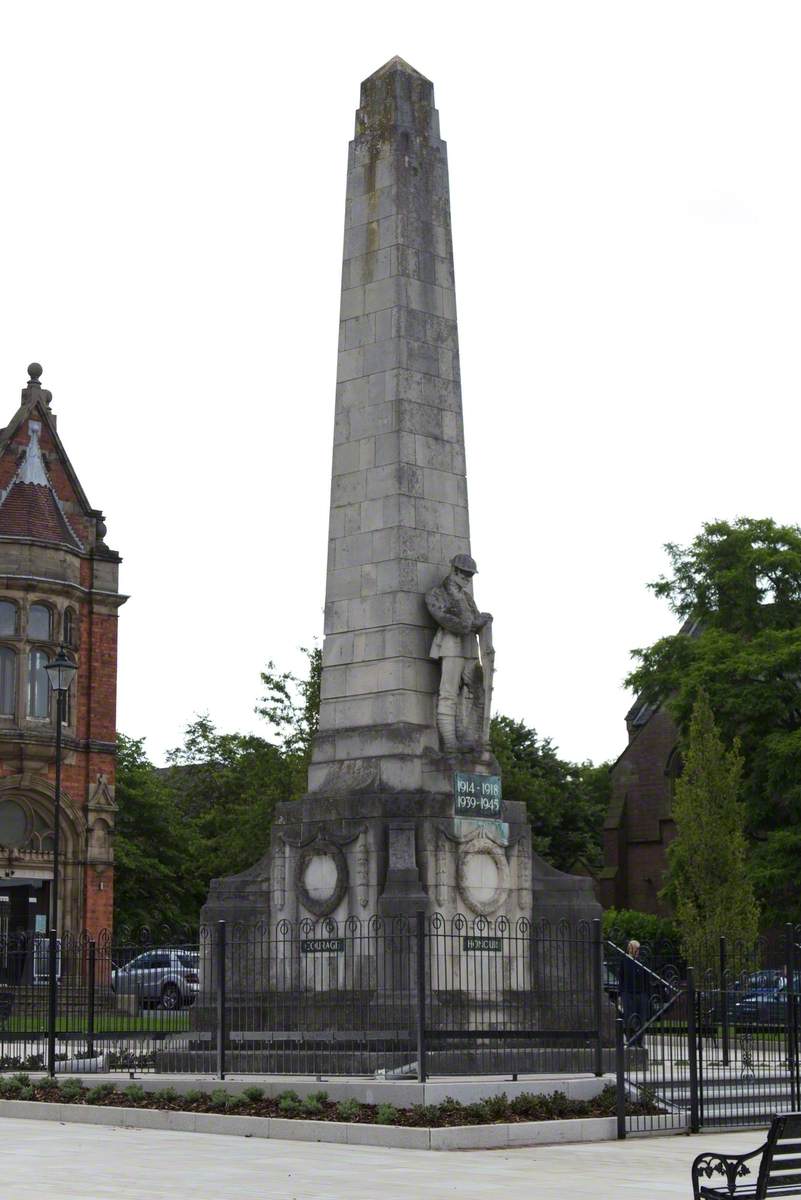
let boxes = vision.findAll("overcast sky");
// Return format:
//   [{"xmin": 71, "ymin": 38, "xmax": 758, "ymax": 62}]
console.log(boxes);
[{"xmin": 0, "ymin": 2, "xmax": 798, "ymax": 766}]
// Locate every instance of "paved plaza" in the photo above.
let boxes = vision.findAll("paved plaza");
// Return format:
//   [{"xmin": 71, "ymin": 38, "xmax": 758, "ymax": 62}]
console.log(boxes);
[{"xmin": 1, "ymin": 1118, "xmax": 763, "ymax": 1199}]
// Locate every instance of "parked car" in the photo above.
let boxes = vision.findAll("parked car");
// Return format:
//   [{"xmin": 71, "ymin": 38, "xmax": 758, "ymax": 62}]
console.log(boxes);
[
  {"xmin": 111, "ymin": 949, "xmax": 199, "ymax": 1010},
  {"xmin": 733, "ymin": 971, "xmax": 801, "ymax": 1026}
]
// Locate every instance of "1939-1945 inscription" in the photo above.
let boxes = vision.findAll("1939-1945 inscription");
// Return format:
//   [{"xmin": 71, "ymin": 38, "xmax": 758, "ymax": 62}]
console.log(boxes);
[{"xmin": 453, "ymin": 772, "xmax": 502, "ymax": 817}]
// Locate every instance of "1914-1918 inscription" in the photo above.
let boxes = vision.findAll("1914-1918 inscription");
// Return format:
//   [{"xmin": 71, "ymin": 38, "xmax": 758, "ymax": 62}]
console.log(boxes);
[
  {"xmin": 300, "ymin": 938, "xmax": 345, "ymax": 954},
  {"xmin": 453, "ymin": 772, "xmax": 502, "ymax": 817},
  {"xmin": 463, "ymin": 935, "xmax": 503, "ymax": 952}
]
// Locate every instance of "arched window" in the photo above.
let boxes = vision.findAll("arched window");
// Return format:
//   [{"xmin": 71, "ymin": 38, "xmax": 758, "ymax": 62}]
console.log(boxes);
[
  {"xmin": 0, "ymin": 648, "xmax": 15, "ymax": 716},
  {"xmin": 63, "ymin": 608, "xmax": 76, "ymax": 648},
  {"xmin": 0, "ymin": 799, "xmax": 29, "ymax": 848},
  {"xmin": 28, "ymin": 649, "xmax": 49, "ymax": 718},
  {"xmin": 0, "ymin": 602, "xmax": 16, "ymax": 638},
  {"xmin": 28, "ymin": 605, "xmax": 51, "ymax": 641}
]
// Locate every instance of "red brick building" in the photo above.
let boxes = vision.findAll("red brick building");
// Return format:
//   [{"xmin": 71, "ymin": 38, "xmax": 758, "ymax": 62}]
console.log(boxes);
[
  {"xmin": 0, "ymin": 364, "xmax": 124, "ymax": 946},
  {"xmin": 599, "ymin": 697, "xmax": 682, "ymax": 915}
]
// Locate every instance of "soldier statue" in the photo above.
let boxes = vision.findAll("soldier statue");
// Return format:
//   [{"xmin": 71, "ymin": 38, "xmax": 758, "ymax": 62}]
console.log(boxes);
[{"xmin": 425, "ymin": 554, "xmax": 494, "ymax": 755}]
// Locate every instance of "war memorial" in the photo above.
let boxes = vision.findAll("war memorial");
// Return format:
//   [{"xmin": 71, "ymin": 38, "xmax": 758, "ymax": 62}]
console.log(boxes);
[
  {"xmin": 203, "ymin": 58, "xmax": 598, "ymax": 935},
  {"xmin": 196, "ymin": 58, "xmax": 603, "ymax": 1073}
]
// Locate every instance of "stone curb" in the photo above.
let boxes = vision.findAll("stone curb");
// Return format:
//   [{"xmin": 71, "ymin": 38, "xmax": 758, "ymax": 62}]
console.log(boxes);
[{"xmin": 0, "ymin": 1099, "xmax": 620, "ymax": 1150}]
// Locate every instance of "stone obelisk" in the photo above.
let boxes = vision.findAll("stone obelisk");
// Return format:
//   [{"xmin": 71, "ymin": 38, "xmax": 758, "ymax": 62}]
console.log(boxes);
[
  {"xmin": 310, "ymin": 56, "xmax": 489, "ymax": 799},
  {"xmin": 202, "ymin": 58, "xmax": 598, "ymax": 932}
]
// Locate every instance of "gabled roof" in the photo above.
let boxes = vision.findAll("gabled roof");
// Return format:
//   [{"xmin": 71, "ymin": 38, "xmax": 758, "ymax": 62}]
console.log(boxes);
[
  {"xmin": 0, "ymin": 364, "xmax": 117, "ymax": 559},
  {"xmin": 0, "ymin": 417, "xmax": 82, "ymax": 550}
]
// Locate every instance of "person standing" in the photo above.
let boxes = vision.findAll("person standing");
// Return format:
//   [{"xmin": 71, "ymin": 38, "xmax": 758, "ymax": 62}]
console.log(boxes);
[{"xmin": 619, "ymin": 939, "xmax": 650, "ymax": 1046}]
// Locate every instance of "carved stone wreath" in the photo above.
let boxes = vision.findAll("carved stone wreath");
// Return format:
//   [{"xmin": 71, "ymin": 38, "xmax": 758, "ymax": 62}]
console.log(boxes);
[
  {"xmin": 295, "ymin": 839, "xmax": 349, "ymax": 918},
  {"xmin": 456, "ymin": 835, "xmax": 510, "ymax": 916}
]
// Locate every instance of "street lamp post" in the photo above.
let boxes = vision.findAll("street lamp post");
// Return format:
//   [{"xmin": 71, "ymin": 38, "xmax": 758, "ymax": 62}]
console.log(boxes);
[{"xmin": 44, "ymin": 646, "xmax": 77, "ymax": 1077}]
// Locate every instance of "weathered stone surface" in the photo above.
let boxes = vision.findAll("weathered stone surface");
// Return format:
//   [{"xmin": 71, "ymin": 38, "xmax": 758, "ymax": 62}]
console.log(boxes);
[{"xmin": 311, "ymin": 55, "xmax": 492, "ymax": 796}]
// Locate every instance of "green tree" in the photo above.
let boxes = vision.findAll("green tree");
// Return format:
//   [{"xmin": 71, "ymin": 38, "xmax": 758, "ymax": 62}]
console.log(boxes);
[
  {"xmin": 663, "ymin": 691, "xmax": 759, "ymax": 970},
  {"xmin": 164, "ymin": 715, "xmax": 292, "ymax": 895},
  {"xmin": 256, "ymin": 645, "xmax": 321, "ymax": 800},
  {"xmin": 489, "ymin": 716, "xmax": 610, "ymax": 871},
  {"xmin": 113, "ymin": 734, "xmax": 191, "ymax": 933},
  {"xmin": 627, "ymin": 517, "xmax": 801, "ymax": 924}
]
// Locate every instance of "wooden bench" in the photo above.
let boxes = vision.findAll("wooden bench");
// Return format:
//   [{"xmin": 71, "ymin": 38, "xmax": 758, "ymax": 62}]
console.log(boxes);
[{"xmin": 692, "ymin": 1113, "xmax": 801, "ymax": 1198}]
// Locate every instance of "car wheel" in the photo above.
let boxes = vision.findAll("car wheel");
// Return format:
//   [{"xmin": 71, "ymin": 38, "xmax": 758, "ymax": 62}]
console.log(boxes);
[{"xmin": 161, "ymin": 983, "xmax": 181, "ymax": 1011}]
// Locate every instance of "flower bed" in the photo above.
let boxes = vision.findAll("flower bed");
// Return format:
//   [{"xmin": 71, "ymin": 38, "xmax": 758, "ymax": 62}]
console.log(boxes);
[{"xmin": 0, "ymin": 1076, "xmax": 658, "ymax": 1127}]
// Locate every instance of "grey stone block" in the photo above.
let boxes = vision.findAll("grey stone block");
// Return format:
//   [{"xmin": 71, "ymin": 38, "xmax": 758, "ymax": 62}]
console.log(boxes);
[
  {"xmin": 414, "ymin": 434, "xmax": 453, "ymax": 472},
  {"xmin": 342, "ymin": 313, "xmax": 376, "ymax": 350},
  {"xmin": 398, "ymin": 399, "xmax": 443, "ymax": 439},
  {"xmin": 345, "ymin": 1123, "xmax": 430, "ymax": 1149},
  {"xmin": 364, "ymin": 275, "xmax": 404, "ymax": 313},
  {"xmin": 430, "ymin": 1123, "xmax": 508, "ymax": 1151},
  {"xmin": 335, "ymin": 377, "xmax": 369, "ymax": 410},
  {"xmin": 336, "ymin": 347, "xmax": 364, "ymax": 383},
  {"xmin": 349, "ymin": 400, "xmax": 396, "ymax": 440},
  {"xmin": 269, "ymin": 1117, "xmax": 348, "ymax": 1144},
  {"xmin": 340, "ymin": 285, "xmax": 365, "ymax": 319},
  {"xmin": 331, "ymin": 470, "xmax": 366, "ymax": 506}
]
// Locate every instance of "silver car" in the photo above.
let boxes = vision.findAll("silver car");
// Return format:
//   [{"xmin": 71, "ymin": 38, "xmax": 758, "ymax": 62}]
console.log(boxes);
[{"xmin": 111, "ymin": 949, "xmax": 199, "ymax": 1010}]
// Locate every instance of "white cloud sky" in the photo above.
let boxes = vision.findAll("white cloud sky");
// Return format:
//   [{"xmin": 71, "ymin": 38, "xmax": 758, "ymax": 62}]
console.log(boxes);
[{"xmin": 0, "ymin": 1, "xmax": 798, "ymax": 766}]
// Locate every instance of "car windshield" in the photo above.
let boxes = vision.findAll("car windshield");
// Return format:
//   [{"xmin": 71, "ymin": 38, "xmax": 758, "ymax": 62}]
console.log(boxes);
[{"xmin": 178, "ymin": 953, "xmax": 199, "ymax": 968}]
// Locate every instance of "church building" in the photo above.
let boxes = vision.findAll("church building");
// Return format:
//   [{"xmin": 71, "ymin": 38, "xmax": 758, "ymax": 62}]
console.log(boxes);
[
  {"xmin": 599, "ymin": 695, "xmax": 681, "ymax": 915},
  {"xmin": 0, "ymin": 365, "xmax": 124, "ymax": 947}
]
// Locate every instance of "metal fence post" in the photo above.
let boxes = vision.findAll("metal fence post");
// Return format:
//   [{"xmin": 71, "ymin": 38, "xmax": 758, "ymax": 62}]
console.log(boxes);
[
  {"xmin": 47, "ymin": 928, "xmax": 58, "ymax": 1077},
  {"xmin": 785, "ymin": 925, "xmax": 798, "ymax": 1110},
  {"xmin": 87, "ymin": 940, "xmax": 96, "ymax": 1061},
  {"xmin": 687, "ymin": 966, "xmax": 700, "ymax": 1134},
  {"xmin": 415, "ymin": 910, "xmax": 427, "ymax": 1083},
  {"xmin": 719, "ymin": 936, "xmax": 730, "ymax": 1067},
  {"xmin": 592, "ymin": 917, "xmax": 604, "ymax": 1076},
  {"xmin": 615, "ymin": 1016, "xmax": 626, "ymax": 1139},
  {"xmin": 216, "ymin": 920, "xmax": 227, "ymax": 1081}
]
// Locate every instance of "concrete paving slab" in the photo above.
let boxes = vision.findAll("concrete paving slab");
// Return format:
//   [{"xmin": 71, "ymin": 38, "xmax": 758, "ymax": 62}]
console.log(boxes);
[{"xmin": 0, "ymin": 1116, "xmax": 765, "ymax": 1200}]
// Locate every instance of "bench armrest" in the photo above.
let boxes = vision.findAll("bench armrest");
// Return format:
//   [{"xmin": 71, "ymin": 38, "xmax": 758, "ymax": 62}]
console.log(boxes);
[{"xmin": 691, "ymin": 1145, "xmax": 766, "ymax": 1199}]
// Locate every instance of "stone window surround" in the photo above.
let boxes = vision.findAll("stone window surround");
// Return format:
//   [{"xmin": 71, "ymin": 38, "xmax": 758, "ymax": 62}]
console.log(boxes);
[{"xmin": 0, "ymin": 593, "xmax": 78, "ymax": 732}]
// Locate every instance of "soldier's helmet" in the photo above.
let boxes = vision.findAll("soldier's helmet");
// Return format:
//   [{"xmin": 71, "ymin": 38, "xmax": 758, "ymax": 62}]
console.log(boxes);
[{"xmin": 451, "ymin": 553, "xmax": 478, "ymax": 575}]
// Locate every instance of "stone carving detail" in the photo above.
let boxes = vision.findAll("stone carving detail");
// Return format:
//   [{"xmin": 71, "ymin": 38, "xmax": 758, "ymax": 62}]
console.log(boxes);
[
  {"xmin": 87, "ymin": 773, "xmax": 117, "ymax": 867},
  {"xmin": 425, "ymin": 554, "xmax": 494, "ymax": 754},
  {"xmin": 355, "ymin": 830, "xmax": 369, "ymax": 908},
  {"xmin": 435, "ymin": 828, "xmax": 448, "ymax": 906},
  {"xmin": 517, "ymin": 835, "xmax": 532, "ymax": 894},
  {"xmin": 294, "ymin": 835, "xmax": 349, "ymax": 918},
  {"xmin": 454, "ymin": 828, "xmax": 510, "ymax": 917},
  {"xmin": 274, "ymin": 837, "xmax": 287, "ymax": 911}
]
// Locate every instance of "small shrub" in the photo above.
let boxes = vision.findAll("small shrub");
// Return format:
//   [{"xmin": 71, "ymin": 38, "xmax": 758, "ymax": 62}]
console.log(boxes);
[
  {"xmin": 209, "ymin": 1088, "xmax": 229, "ymax": 1110},
  {"xmin": 11, "ymin": 1073, "xmax": 30, "ymax": 1087},
  {"xmin": 58, "ymin": 1078, "xmax": 84, "ymax": 1102},
  {"xmin": 38, "ymin": 1077, "xmax": 60, "ymax": 1096},
  {"xmin": 482, "ymin": 1093, "xmax": 509, "ymax": 1122},
  {"xmin": 184, "ymin": 1089, "xmax": 206, "ymax": 1105},
  {"xmin": 336, "ymin": 1098, "xmax": 361, "ymax": 1122},
  {"xmin": 152, "ymin": 1087, "xmax": 178, "ymax": 1104},
  {"xmin": 277, "ymin": 1090, "xmax": 302, "ymax": 1115},
  {"xmin": 302, "ymin": 1095, "xmax": 325, "ymax": 1116},
  {"xmin": 408, "ymin": 1103, "xmax": 438, "ymax": 1126},
  {"xmin": 242, "ymin": 1086, "xmax": 264, "ymax": 1103},
  {"xmin": 123, "ymin": 1084, "xmax": 146, "ymax": 1103},
  {"xmin": 86, "ymin": 1083, "xmax": 115, "ymax": 1104},
  {"xmin": 375, "ymin": 1102, "xmax": 399, "ymax": 1125},
  {"xmin": 17, "ymin": 1085, "xmax": 34, "ymax": 1101},
  {"xmin": 0, "ymin": 1077, "xmax": 22, "ymax": 1098}
]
